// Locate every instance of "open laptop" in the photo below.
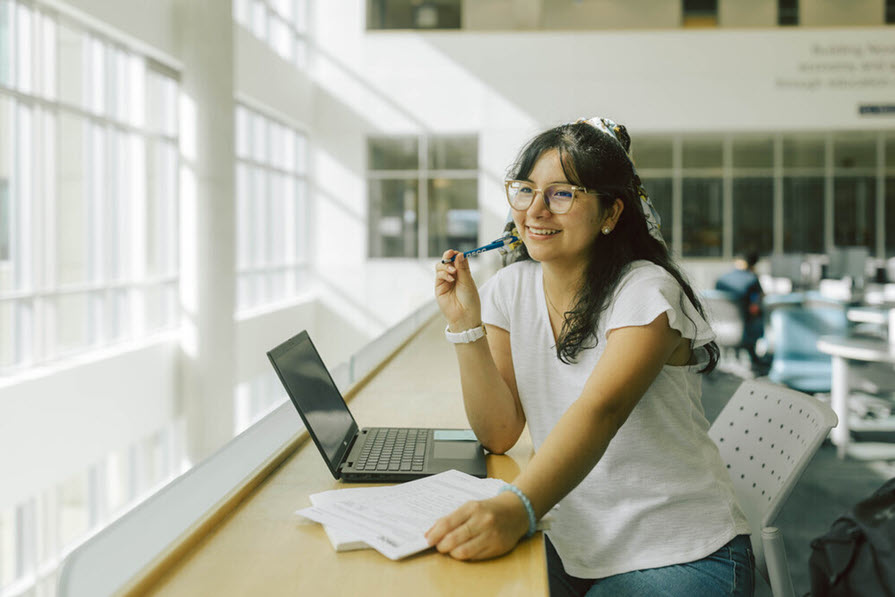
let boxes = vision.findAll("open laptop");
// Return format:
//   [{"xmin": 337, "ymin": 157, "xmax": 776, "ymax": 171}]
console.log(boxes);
[{"xmin": 267, "ymin": 330, "xmax": 488, "ymax": 482}]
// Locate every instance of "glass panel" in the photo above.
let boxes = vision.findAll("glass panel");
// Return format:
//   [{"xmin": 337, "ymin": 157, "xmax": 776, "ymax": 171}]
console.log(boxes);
[
  {"xmin": 783, "ymin": 135, "xmax": 825, "ymax": 168},
  {"xmin": 681, "ymin": 178, "xmax": 722, "ymax": 256},
  {"xmin": 295, "ymin": 132, "xmax": 307, "ymax": 175},
  {"xmin": 58, "ymin": 21, "xmax": 86, "ymax": 109},
  {"xmin": 887, "ymin": 136, "xmax": 895, "ymax": 169},
  {"xmin": 0, "ymin": 96, "xmax": 8, "ymax": 263},
  {"xmin": 270, "ymin": 15, "xmax": 292, "ymax": 61},
  {"xmin": 367, "ymin": 0, "xmax": 461, "ymax": 29},
  {"xmin": 41, "ymin": 13, "xmax": 57, "ymax": 100},
  {"xmin": 294, "ymin": 0, "xmax": 308, "ymax": 32},
  {"xmin": 682, "ymin": 138, "xmax": 722, "ymax": 169},
  {"xmin": 251, "ymin": 112, "xmax": 268, "ymax": 164},
  {"xmin": 833, "ymin": 133, "xmax": 877, "ymax": 170},
  {"xmin": 57, "ymin": 113, "xmax": 88, "ymax": 285},
  {"xmin": 834, "ymin": 177, "xmax": 876, "ymax": 249},
  {"xmin": 57, "ymin": 472, "xmax": 89, "ymax": 552},
  {"xmin": 105, "ymin": 446, "xmax": 130, "ymax": 514},
  {"xmin": 640, "ymin": 177, "xmax": 673, "ymax": 249},
  {"xmin": 15, "ymin": 2, "xmax": 32, "ymax": 94},
  {"xmin": 783, "ymin": 177, "xmax": 824, "ymax": 253},
  {"xmin": 235, "ymin": 106, "xmax": 249, "ymax": 160},
  {"xmin": 235, "ymin": 162, "xmax": 249, "ymax": 269},
  {"xmin": 0, "ymin": 181, "xmax": 8, "ymax": 261},
  {"xmin": 427, "ymin": 178, "xmax": 477, "ymax": 258},
  {"xmin": 428, "ymin": 137, "xmax": 477, "ymax": 170},
  {"xmin": 367, "ymin": 179, "xmax": 417, "ymax": 258},
  {"xmin": 271, "ymin": 0, "xmax": 293, "ymax": 21},
  {"xmin": 0, "ymin": 503, "xmax": 14, "ymax": 588},
  {"xmin": 162, "ymin": 75, "xmax": 178, "ymax": 138},
  {"xmin": 282, "ymin": 129, "xmax": 296, "ymax": 174},
  {"xmin": 251, "ymin": 0, "xmax": 267, "ymax": 38},
  {"xmin": 55, "ymin": 292, "xmax": 89, "ymax": 353},
  {"xmin": 0, "ymin": 298, "xmax": 13, "ymax": 368},
  {"xmin": 368, "ymin": 137, "xmax": 418, "ymax": 170},
  {"xmin": 294, "ymin": 37, "xmax": 308, "ymax": 70},
  {"xmin": 295, "ymin": 179, "xmax": 307, "ymax": 259},
  {"xmin": 269, "ymin": 173, "xmax": 286, "ymax": 265},
  {"xmin": 631, "ymin": 137, "xmax": 672, "ymax": 170},
  {"xmin": 87, "ymin": 36, "xmax": 106, "ymax": 116},
  {"xmin": 732, "ymin": 177, "xmax": 773, "ymax": 256},
  {"xmin": 732, "ymin": 137, "xmax": 774, "ymax": 169},
  {"xmin": 251, "ymin": 166, "xmax": 268, "ymax": 266},
  {"xmin": 0, "ymin": 0, "xmax": 11, "ymax": 87}
]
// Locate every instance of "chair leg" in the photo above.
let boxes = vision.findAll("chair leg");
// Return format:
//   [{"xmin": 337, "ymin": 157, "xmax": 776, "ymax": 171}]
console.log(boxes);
[{"xmin": 762, "ymin": 527, "xmax": 795, "ymax": 597}]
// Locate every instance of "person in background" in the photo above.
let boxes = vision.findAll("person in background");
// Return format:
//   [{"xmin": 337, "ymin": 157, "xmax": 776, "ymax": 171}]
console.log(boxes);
[
  {"xmin": 429, "ymin": 117, "xmax": 753, "ymax": 597},
  {"xmin": 715, "ymin": 250, "xmax": 765, "ymax": 370}
]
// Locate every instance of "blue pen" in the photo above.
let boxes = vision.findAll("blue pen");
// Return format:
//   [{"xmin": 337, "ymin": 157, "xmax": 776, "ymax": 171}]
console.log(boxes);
[{"xmin": 441, "ymin": 235, "xmax": 521, "ymax": 264}]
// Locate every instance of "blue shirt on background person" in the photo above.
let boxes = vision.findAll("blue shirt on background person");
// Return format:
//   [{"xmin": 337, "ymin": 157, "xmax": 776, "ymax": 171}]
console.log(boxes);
[{"xmin": 716, "ymin": 251, "xmax": 764, "ymax": 366}]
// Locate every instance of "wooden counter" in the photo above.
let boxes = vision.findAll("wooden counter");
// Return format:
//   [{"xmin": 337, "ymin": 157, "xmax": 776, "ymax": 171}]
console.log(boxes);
[{"xmin": 137, "ymin": 318, "xmax": 546, "ymax": 597}]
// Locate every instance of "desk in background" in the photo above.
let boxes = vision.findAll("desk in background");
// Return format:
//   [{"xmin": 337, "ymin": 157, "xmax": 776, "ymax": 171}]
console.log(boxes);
[
  {"xmin": 137, "ymin": 319, "xmax": 546, "ymax": 597},
  {"xmin": 817, "ymin": 335, "xmax": 895, "ymax": 459}
]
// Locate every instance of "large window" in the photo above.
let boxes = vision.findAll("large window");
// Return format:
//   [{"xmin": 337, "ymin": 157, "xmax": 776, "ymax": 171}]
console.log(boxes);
[
  {"xmin": 0, "ymin": 3, "xmax": 182, "ymax": 593},
  {"xmin": 367, "ymin": 0, "xmax": 461, "ymax": 30},
  {"xmin": 682, "ymin": 0, "xmax": 718, "ymax": 27},
  {"xmin": 367, "ymin": 136, "xmax": 478, "ymax": 259},
  {"xmin": 778, "ymin": 0, "xmax": 799, "ymax": 25},
  {"xmin": 235, "ymin": 104, "xmax": 309, "ymax": 312},
  {"xmin": 0, "ymin": 2, "xmax": 179, "ymax": 372},
  {"xmin": 631, "ymin": 131, "xmax": 893, "ymax": 259},
  {"xmin": 233, "ymin": 0, "xmax": 309, "ymax": 68}
]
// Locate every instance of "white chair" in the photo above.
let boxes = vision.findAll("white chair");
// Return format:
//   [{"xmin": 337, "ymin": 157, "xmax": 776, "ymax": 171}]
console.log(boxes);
[{"xmin": 709, "ymin": 379, "xmax": 838, "ymax": 597}]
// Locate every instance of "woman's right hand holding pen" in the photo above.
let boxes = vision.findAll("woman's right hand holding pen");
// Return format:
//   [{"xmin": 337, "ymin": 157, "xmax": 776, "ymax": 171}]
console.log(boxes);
[{"xmin": 435, "ymin": 250, "xmax": 482, "ymax": 332}]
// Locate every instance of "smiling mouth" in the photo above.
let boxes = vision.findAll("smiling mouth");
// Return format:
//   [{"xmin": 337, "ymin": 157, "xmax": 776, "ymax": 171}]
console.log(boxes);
[{"xmin": 527, "ymin": 226, "xmax": 561, "ymax": 236}]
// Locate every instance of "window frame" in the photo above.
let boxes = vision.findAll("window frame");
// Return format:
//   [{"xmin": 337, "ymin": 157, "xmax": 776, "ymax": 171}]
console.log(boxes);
[{"xmin": 366, "ymin": 134, "xmax": 479, "ymax": 260}]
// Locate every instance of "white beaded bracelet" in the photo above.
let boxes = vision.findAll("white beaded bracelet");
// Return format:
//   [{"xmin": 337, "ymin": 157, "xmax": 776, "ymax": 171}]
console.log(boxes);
[{"xmin": 499, "ymin": 484, "xmax": 537, "ymax": 538}]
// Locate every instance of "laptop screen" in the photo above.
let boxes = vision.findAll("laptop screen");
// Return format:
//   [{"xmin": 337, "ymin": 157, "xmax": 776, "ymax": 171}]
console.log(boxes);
[{"xmin": 267, "ymin": 331, "xmax": 358, "ymax": 474}]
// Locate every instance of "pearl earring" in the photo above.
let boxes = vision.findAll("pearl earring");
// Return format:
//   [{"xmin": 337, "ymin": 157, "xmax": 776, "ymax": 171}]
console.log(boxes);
[{"xmin": 602, "ymin": 226, "xmax": 611, "ymax": 235}]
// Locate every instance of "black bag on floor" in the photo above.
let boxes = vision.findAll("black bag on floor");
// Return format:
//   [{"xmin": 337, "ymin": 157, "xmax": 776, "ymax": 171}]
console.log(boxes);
[{"xmin": 809, "ymin": 477, "xmax": 895, "ymax": 596}]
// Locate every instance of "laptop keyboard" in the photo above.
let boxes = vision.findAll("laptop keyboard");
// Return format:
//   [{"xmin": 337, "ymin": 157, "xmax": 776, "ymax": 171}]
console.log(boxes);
[{"xmin": 355, "ymin": 428, "xmax": 427, "ymax": 472}]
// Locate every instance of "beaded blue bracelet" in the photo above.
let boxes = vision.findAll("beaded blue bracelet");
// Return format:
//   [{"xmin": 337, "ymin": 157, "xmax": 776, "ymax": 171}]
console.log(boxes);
[{"xmin": 499, "ymin": 484, "xmax": 537, "ymax": 538}]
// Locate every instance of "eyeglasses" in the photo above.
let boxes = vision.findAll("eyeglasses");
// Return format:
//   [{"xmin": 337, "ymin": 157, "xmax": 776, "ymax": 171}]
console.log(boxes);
[{"xmin": 504, "ymin": 180, "xmax": 595, "ymax": 215}]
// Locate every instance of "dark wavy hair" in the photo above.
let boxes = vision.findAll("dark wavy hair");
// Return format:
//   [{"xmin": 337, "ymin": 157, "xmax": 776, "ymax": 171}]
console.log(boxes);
[{"xmin": 504, "ymin": 121, "xmax": 719, "ymax": 373}]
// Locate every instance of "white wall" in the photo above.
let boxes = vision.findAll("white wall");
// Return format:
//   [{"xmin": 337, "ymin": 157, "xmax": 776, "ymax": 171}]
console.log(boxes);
[{"xmin": 0, "ymin": 337, "xmax": 179, "ymax": 509}]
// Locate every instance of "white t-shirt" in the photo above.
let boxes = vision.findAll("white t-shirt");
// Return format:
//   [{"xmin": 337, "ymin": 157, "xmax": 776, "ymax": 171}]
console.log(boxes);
[{"xmin": 480, "ymin": 259, "xmax": 750, "ymax": 579}]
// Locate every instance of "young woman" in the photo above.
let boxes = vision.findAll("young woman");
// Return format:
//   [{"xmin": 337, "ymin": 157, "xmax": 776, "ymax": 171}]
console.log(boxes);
[{"xmin": 426, "ymin": 118, "xmax": 754, "ymax": 597}]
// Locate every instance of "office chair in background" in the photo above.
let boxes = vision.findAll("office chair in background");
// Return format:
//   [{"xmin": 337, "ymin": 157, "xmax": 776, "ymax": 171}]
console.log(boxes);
[
  {"xmin": 766, "ymin": 305, "xmax": 847, "ymax": 394},
  {"xmin": 709, "ymin": 379, "xmax": 838, "ymax": 597}
]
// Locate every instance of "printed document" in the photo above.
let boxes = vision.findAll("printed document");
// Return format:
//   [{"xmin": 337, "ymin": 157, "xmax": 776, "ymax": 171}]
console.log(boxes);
[{"xmin": 296, "ymin": 470, "xmax": 549, "ymax": 560}]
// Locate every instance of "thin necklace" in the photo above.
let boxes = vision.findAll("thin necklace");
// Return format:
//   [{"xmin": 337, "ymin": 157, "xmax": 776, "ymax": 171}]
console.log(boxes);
[{"xmin": 544, "ymin": 284, "xmax": 564, "ymax": 316}]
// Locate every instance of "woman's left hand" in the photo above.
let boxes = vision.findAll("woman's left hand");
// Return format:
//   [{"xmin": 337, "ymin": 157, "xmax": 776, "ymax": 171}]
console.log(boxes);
[{"xmin": 425, "ymin": 492, "xmax": 531, "ymax": 560}]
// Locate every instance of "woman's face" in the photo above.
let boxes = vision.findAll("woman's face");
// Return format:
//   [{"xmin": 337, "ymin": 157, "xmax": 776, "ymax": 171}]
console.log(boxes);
[{"xmin": 511, "ymin": 149, "xmax": 612, "ymax": 269}]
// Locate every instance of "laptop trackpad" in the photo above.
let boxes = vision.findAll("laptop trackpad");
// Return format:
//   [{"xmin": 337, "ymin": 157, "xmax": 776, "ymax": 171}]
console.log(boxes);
[{"xmin": 433, "ymin": 441, "xmax": 480, "ymax": 460}]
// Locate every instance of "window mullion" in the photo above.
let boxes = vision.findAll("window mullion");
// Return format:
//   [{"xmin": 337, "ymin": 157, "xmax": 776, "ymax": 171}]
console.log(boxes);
[{"xmin": 417, "ymin": 136, "xmax": 427, "ymax": 259}]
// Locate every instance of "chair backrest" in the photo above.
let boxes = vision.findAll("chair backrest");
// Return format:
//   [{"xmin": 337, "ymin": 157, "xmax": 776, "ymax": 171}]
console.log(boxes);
[
  {"xmin": 709, "ymin": 379, "xmax": 837, "ymax": 576},
  {"xmin": 701, "ymin": 289, "xmax": 745, "ymax": 348}
]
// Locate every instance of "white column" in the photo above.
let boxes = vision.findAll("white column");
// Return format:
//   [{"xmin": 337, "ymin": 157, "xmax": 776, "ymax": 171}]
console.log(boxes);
[{"xmin": 177, "ymin": 0, "xmax": 236, "ymax": 463}]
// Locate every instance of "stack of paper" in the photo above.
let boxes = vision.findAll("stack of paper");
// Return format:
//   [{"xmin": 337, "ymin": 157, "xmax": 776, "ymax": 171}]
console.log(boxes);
[{"xmin": 296, "ymin": 469, "xmax": 551, "ymax": 560}]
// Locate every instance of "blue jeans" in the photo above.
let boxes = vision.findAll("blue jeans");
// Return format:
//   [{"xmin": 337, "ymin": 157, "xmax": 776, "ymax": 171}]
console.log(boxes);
[{"xmin": 546, "ymin": 535, "xmax": 755, "ymax": 597}]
